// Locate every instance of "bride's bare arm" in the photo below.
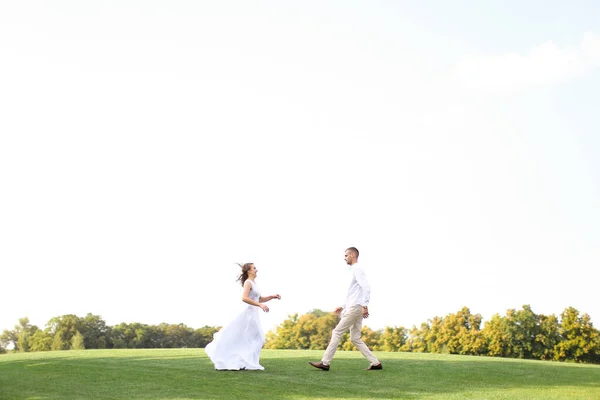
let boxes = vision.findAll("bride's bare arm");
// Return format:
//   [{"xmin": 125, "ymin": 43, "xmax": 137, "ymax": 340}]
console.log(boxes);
[{"xmin": 259, "ymin": 294, "xmax": 281, "ymax": 303}]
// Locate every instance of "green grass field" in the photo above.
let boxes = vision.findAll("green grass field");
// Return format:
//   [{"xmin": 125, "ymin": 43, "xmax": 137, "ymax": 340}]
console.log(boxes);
[{"xmin": 1, "ymin": 349, "xmax": 598, "ymax": 400}]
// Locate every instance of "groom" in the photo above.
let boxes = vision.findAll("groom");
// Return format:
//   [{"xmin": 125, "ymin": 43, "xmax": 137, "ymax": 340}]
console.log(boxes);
[{"xmin": 309, "ymin": 247, "xmax": 382, "ymax": 371}]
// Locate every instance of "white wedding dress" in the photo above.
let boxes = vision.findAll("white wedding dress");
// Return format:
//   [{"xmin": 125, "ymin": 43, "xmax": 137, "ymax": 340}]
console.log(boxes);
[{"xmin": 205, "ymin": 280, "xmax": 265, "ymax": 370}]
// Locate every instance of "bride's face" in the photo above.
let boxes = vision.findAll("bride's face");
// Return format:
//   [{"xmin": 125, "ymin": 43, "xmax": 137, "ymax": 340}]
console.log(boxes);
[{"xmin": 248, "ymin": 264, "xmax": 257, "ymax": 277}]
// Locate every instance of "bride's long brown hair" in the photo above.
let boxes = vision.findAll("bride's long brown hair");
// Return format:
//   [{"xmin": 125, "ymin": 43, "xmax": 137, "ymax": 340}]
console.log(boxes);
[{"xmin": 236, "ymin": 263, "xmax": 254, "ymax": 287}]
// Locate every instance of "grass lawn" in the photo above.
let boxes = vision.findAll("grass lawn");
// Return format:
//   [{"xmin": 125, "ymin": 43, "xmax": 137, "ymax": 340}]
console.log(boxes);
[{"xmin": 1, "ymin": 349, "xmax": 599, "ymax": 399}]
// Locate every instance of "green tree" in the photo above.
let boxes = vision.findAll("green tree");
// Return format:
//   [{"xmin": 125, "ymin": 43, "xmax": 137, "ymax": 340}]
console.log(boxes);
[
  {"xmin": 380, "ymin": 326, "xmax": 408, "ymax": 352},
  {"xmin": 482, "ymin": 313, "xmax": 510, "ymax": 357},
  {"xmin": 381, "ymin": 326, "xmax": 408, "ymax": 351},
  {"xmin": 71, "ymin": 331, "xmax": 85, "ymax": 350},
  {"xmin": 161, "ymin": 323, "xmax": 194, "ymax": 348},
  {"xmin": 28, "ymin": 330, "xmax": 52, "ymax": 352},
  {"xmin": 404, "ymin": 322, "xmax": 431, "ymax": 353},
  {"xmin": 264, "ymin": 313, "xmax": 299, "ymax": 349},
  {"xmin": 265, "ymin": 309, "xmax": 352, "ymax": 350},
  {"xmin": 503, "ymin": 305, "xmax": 540, "ymax": 359},
  {"xmin": 193, "ymin": 326, "xmax": 219, "ymax": 348},
  {"xmin": 12, "ymin": 317, "xmax": 40, "ymax": 352},
  {"xmin": 17, "ymin": 332, "xmax": 30, "ymax": 352},
  {"xmin": 294, "ymin": 312, "xmax": 320, "ymax": 349},
  {"xmin": 79, "ymin": 313, "xmax": 110, "ymax": 349},
  {"xmin": 46, "ymin": 314, "xmax": 82, "ymax": 350},
  {"xmin": 110, "ymin": 322, "xmax": 152, "ymax": 348},
  {"xmin": 0, "ymin": 328, "xmax": 18, "ymax": 351},
  {"xmin": 424, "ymin": 316, "xmax": 444, "ymax": 353},
  {"xmin": 533, "ymin": 313, "xmax": 560, "ymax": 360},
  {"xmin": 436, "ymin": 307, "xmax": 484, "ymax": 355},
  {"xmin": 51, "ymin": 332, "xmax": 65, "ymax": 350},
  {"xmin": 554, "ymin": 307, "xmax": 600, "ymax": 363}
]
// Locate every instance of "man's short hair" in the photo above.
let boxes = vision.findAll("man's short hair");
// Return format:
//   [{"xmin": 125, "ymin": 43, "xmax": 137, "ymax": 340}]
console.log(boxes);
[{"xmin": 346, "ymin": 247, "xmax": 359, "ymax": 258}]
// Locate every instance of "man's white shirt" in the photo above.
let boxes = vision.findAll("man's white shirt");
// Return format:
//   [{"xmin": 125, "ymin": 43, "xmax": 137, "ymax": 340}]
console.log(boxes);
[{"xmin": 343, "ymin": 262, "xmax": 371, "ymax": 310}]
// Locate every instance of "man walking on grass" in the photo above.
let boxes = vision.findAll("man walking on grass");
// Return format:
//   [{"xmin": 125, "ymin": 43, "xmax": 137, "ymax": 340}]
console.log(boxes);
[{"xmin": 309, "ymin": 247, "xmax": 382, "ymax": 371}]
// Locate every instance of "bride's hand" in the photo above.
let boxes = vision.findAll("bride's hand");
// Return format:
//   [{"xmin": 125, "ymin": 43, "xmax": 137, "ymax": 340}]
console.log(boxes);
[
  {"xmin": 272, "ymin": 294, "xmax": 281, "ymax": 300},
  {"xmin": 260, "ymin": 304, "xmax": 270, "ymax": 312}
]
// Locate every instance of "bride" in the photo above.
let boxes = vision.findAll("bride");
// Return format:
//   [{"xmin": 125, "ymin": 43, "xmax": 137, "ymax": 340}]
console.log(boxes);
[{"xmin": 205, "ymin": 263, "xmax": 281, "ymax": 370}]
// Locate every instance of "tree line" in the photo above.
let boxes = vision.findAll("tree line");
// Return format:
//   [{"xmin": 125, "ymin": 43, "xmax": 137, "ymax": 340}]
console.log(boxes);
[
  {"xmin": 265, "ymin": 305, "xmax": 600, "ymax": 364},
  {"xmin": 0, "ymin": 313, "xmax": 218, "ymax": 353},
  {"xmin": 2, "ymin": 305, "xmax": 599, "ymax": 364}
]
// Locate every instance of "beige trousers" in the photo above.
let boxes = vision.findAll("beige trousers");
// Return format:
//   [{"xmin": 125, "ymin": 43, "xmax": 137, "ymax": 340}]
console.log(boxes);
[{"xmin": 322, "ymin": 305, "xmax": 379, "ymax": 365}]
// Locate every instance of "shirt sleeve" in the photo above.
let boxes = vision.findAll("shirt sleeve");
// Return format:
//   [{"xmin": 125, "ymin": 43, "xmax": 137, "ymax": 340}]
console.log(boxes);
[{"xmin": 353, "ymin": 266, "xmax": 371, "ymax": 307}]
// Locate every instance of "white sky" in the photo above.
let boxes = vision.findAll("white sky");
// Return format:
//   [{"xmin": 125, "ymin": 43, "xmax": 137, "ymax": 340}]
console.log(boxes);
[{"xmin": 1, "ymin": 1, "xmax": 599, "ymax": 334}]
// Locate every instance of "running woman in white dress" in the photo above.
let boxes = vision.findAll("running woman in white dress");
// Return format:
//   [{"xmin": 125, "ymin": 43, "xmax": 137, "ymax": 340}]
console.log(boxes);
[{"xmin": 205, "ymin": 263, "xmax": 280, "ymax": 370}]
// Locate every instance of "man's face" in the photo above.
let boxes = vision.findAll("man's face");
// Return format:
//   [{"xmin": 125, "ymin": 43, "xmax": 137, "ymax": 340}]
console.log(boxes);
[{"xmin": 344, "ymin": 250, "xmax": 355, "ymax": 265}]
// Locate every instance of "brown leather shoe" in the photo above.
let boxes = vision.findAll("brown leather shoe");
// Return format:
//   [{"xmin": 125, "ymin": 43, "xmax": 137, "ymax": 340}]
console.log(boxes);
[
  {"xmin": 366, "ymin": 362, "xmax": 383, "ymax": 370},
  {"xmin": 309, "ymin": 361, "xmax": 330, "ymax": 371}
]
